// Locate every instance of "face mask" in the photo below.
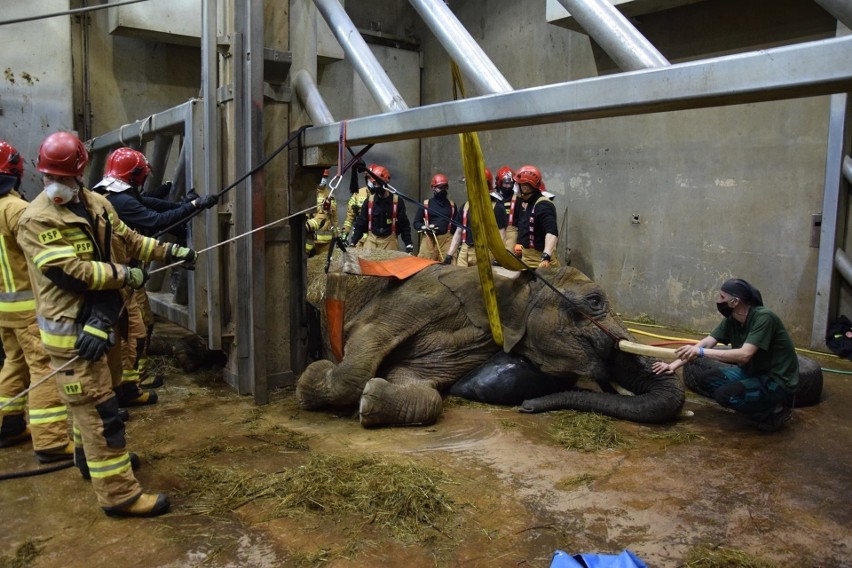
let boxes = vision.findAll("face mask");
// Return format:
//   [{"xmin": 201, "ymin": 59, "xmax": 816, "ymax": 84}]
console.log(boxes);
[
  {"xmin": 45, "ymin": 181, "xmax": 78, "ymax": 205},
  {"xmin": 716, "ymin": 301, "xmax": 734, "ymax": 318},
  {"xmin": 367, "ymin": 181, "xmax": 381, "ymax": 194}
]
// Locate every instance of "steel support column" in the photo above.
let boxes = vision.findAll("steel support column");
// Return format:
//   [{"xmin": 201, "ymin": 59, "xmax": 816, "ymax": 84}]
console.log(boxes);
[
  {"xmin": 408, "ymin": 0, "xmax": 512, "ymax": 94},
  {"xmin": 313, "ymin": 0, "xmax": 408, "ymax": 112},
  {"xmin": 556, "ymin": 0, "xmax": 669, "ymax": 70}
]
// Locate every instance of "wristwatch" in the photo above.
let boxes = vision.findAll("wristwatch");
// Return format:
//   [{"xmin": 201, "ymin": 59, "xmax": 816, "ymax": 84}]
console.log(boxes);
[{"xmin": 541, "ymin": 252, "xmax": 552, "ymax": 261}]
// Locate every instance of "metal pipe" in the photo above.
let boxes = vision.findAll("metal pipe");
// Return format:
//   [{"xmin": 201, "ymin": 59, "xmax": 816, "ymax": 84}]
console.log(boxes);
[
  {"xmin": 844, "ymin": 155, "xmax": 852, "ymax": 185},
  {"xmin": 313, "ymin": 0, "xmax": 408, "ymax": 113},
  {"xmin": 556, "ymin": 0, "xmax": 669, "ymax": 71},
  {"xmin": 814, "ymin": 0, "xmax": 852, "ymax": 31},
  {"xmin": 835, "ymin": 248, "xmax": 852, "ymax": 286},
  {"xmin": 293, "ymin": 69, "xmax": 335, "ymax": 125},
  {"xmin": 407, "ymin": 0, "xmax": 512, "ymax": 94}
]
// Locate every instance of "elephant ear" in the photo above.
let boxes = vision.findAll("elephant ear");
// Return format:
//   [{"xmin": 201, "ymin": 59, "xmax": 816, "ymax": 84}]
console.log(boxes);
[{"xmin": 436, "ymin": 268, "xmax": 534, "ymax": 351}]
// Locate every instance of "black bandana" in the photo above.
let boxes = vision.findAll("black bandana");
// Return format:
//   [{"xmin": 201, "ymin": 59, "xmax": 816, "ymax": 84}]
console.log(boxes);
[{"xmin": 721, "ymin": 278, "xmax": 764, "ymax": 306}]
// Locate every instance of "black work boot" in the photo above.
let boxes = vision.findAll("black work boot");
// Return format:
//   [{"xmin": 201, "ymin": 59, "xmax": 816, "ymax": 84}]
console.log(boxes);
[
  {"xmin": 114, "ymin": 382, "xmax": 158, "ymax": 407},
  {"xmin": 0, "ymin": 414, "xmax": 30, "ymax": 448}
]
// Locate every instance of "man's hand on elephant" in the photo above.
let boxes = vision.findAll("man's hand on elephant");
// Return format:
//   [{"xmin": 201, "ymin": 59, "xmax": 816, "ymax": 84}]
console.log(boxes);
[
  {"xmin": 675, "ymin": 344, "xmax": 700, "ymax": 362},
  {"xmin": 652, "ymin": 361, "xmax": 673, "ymax": 375},
  {"xmin": 539, "ymin": 252, "xmax": 552, "ymax": 268}
]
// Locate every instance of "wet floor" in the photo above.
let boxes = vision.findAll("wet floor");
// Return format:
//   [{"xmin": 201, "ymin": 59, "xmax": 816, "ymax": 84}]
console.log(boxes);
[{"xmin": 1, "ymin": 326, "xmax": 850, "ymax": 568}]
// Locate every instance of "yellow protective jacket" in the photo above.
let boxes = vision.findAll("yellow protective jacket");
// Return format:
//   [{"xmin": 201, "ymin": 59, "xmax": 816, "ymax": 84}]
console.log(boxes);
[
  {"xmin": 16, "ymin": 188, "xmax": 170, "ymax": 354},
  {"xmin": 306, "ymin": 185, "xmax": 337, "ymax": 242},
  {"xmin": 0, "ymin": 190, "xmax": 37, "ymax": 328},
  {"xmin": 342, "ymin": 187, "xmax": 369, "ymax": 236}
]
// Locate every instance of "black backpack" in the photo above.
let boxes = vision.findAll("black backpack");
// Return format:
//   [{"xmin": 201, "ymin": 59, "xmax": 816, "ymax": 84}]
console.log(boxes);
[{"xmin": 825, "ymin": 315, "xmax": 852, "ymax": 359}]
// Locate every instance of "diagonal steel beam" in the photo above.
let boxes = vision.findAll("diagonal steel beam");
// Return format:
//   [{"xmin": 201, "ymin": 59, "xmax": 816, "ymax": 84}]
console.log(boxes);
[{"xmin": 303, "ymin": 35, "xmax": 852, "ymax": 147}]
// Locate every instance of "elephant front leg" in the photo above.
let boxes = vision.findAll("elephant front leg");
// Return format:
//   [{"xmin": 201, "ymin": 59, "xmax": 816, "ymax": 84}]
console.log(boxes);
[
  {"xmin": 298, "ymin": 356, "xmax": 377, "ymax": 409},
  {"xmin": 359, "ymin": 378, "xmax": 443, "ymax": 427}
]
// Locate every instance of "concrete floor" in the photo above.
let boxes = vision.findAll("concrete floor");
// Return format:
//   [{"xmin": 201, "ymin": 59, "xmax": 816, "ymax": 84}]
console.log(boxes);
[{"xmin": 1, "ymin": 325, "xmax": 850, "ymax": 568}]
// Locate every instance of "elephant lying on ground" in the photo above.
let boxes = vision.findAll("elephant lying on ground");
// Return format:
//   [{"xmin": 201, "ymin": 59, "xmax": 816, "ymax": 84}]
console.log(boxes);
[{"xmin": 297, "ymin": 251, "xmax": 684, "ymax": 426}]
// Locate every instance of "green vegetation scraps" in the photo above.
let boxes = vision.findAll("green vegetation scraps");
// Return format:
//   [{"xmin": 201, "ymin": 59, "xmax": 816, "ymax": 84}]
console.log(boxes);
[
  {"xmin": 684, "ymin": 544, "xmax": 779, "ymax": 568},
  {"xmin": 0, "ymin": 538, "xmax": 46, "ymax": 568},
  {"xmin": 177, "ymin": 453, "xmax": 458, "ymax": 543},
  {"xmin": 549, "ymin": 411, "xmax": 631, "ymax": 452}
]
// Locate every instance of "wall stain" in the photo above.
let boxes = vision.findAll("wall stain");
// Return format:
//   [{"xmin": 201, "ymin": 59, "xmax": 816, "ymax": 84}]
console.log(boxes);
[{"xmin": 4, "ymin": 68, "xmax": 14, "ymax": 84}]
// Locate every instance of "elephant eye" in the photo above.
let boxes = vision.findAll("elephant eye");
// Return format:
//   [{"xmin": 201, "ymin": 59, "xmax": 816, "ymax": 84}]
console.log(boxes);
[{"xmin": 585, "ymin": 293, "xmax": 606, "ymax": 313}]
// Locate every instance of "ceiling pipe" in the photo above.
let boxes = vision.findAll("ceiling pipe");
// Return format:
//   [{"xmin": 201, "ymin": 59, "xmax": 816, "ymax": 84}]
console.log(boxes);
[{"xmin": 293, "ymin": 69, "xmax": 336, "ymax": 125}]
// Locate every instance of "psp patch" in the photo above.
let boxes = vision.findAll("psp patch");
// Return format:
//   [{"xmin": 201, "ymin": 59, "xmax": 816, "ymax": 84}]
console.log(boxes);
[
  {"xmin": 38, "ymin": 229, "xmax": 62, "ymax": 244},
  {"xmin": 63, "ymin": 382, "xmax": 84, "ymax": 396}
]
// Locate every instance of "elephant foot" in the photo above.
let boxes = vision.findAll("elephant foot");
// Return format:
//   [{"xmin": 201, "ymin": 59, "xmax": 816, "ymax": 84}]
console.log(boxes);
[
  {"xmin": 359, "ymin": 378, "xmax": 443, "ymax": 427},
  {"xmin": 297, "ymin": 360, "xmax": 359, "ymax": 409}
]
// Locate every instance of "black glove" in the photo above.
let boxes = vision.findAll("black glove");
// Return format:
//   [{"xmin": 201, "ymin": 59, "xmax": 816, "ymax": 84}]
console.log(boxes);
[
  {"xmin": 443, "ymin": 254, "xmax": 454, "ymax": 265},
  {"xmin": 355, "ymin": 160, "xmax": 367, "ymax": 173},
  {"xmin": 167, "ymin": 243, "xmax": 199, "ymax": 270},
  {"xmin": 185, "ymin": 189, "xmax": 200, "ymax": 203},
  {"xmin": 194, "ymin": 194, "xmax": 219, "ymax": 210},
  {"xmin": 405, "ymin": 244, "xmax": 414, "ymax": 255},
  {"xmin": 75, "ymin": 315, "xmax": 115, "ymax": 361}
]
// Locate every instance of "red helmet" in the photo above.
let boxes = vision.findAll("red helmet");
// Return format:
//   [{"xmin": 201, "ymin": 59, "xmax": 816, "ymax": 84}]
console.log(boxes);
[
  {"xmin": 366, "ymin": 163, "xmax": 390, "ymax": 184},
  {"xmin": 37, "ymin": 132, "xmax": 89, "ymax": 177},
  {"xmin": 431, "ymin": 173, "xmax": 449, "ymax": 188},
  {"xmin": 497, "ymin": 166, "xmax": 513, "ymax": 184},
  {"xmin": 0, "ymin": 141, "xmax": 24, "ymax": 179},
  {"xmin": 513, "ymin": 165, "xmax": 543, "ymax": 190},
  {"xmin": 484, "ymin": 168, "xmax": 494, "ymax": 190},
  {"xmin": 104, "ymin": 147, "xmax": 151, "ymax": 188}
]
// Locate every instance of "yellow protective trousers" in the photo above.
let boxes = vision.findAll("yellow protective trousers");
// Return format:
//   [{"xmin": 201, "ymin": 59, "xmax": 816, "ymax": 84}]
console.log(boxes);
[
  {"xmin": 455, "ymin": 243, "xmax": 479, "ymax": 267},
  {"xmin": 363, "ymin": 233, "xmax": 399, "ymax": 251},
  {"xmin": 417, "ymin": 232, "xmax": 452, "ymax": 261},
  {"xmin": 50, "ymin": 352, "xmax": 142, "ymax": 510},
  {"xmin": 119, "ymin": 295, "xmax": 148, "ymax": 388},
  {"xmin": 0, "ymin": 323, "xmax": 69, "ymax": 452}
]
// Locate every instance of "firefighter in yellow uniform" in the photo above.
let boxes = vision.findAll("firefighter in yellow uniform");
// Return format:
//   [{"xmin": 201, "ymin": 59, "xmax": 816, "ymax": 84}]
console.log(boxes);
[
  {"xmin": 305, "ymin": 169, "xmax": 337, "ymax": 257},
  {"xmin": 17, "ymin": 132, "xmax": 196, "ymax": 517},
  {"xmin": 0, "ymin": 140, "xmax": 72, "ymax": 461},
  {"xmin": 342, "ymin": 183, "xmax": 369, "ymax": 248}
]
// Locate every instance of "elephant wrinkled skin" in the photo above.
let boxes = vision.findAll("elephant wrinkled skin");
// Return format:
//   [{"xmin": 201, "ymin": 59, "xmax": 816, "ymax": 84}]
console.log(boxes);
[{"xmin": 298, "ymin": 251, "xmax": 684, "ymax": 427}]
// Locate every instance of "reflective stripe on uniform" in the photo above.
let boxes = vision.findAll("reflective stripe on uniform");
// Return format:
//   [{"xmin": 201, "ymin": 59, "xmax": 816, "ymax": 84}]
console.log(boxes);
[
  {"xmin": 82, "ymin": 324, "xmax": 109, "ymax": 340},
  {"xmin": 37, "ymin": 316, "xmax": 79, "ymax": 349},
  {"xmin": 0, "ymin": 396, "xmax": 27, "ymax": 413},
  {"xmin": 137, "ymin": 236, "xmax": 157, "ymax": 261},
  {"xmin": 87, "ymin": 453, "xmax": 133, "ymax": 479},
  {"xmin": 0, "ymin": 290, "xmax": 36, "ymax": 313},
  {"xmin": 73, "ymin": 426, "xmax": 82, "ymax": 445},
  {"xmin": 121, "ymin": 369, "xmax": 140, "ymax": 383},
  {"xmin": 0, "ymin": 235, "xmax": 16, "ymax": 293},
  {"xmin": 33, "ymin": 245, "xmax": 77, "ymax": 269},
  {"xmin": 28, "ymin": 405, "xmax": 69, "ymax": 425}
]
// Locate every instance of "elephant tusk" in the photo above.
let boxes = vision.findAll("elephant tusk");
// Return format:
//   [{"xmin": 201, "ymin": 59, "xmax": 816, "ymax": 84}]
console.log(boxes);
[{"xmin": 617, "ymin": 339, "xmax": 679, "ymax": 361}]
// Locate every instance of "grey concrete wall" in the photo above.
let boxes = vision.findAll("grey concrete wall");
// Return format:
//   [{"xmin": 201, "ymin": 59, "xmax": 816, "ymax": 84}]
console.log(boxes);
[{"xmin": 413, "ymin": 0, "xmax": 835, "ymax": 345}]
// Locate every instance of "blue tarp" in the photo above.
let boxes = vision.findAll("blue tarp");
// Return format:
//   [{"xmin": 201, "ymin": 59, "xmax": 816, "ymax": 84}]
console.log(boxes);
[{"xmin": 550, "ymin": 549, "xmax": 647, "ymax": 568}]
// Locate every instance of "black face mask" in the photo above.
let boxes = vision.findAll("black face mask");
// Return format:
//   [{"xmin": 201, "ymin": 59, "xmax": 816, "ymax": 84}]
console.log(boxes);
[{"xmin": 716, "ymin": 301, "xmax": 734, "ymax": 318}]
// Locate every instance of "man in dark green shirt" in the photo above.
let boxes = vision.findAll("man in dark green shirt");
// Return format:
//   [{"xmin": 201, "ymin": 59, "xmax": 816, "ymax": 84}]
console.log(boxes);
[{"xmin": 653, "ymin": 278, "xmax": 798, "ymax": 432}]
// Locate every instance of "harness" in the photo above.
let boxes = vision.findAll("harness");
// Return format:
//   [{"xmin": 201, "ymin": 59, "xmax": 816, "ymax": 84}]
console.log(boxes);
[
  {"xmin": 461, "ymin": 203, "xmax": 470, "ymax": 244},
  {"xmin": 423, "ymin": 198, "xmax": 456, "ymax": 234},
  {"xmin": 528, "ymin": 196, "xmax": 550, "ymax": 249},
  {"xmin": 505, "ymin": 193, "xmax": 517, "ymax": 226},
  {"xmin": 367, "ymin": 193, "xmax": 398, "ymax": 236}
]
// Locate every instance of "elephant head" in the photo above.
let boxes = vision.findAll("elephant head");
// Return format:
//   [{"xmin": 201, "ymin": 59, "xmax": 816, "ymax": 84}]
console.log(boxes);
[{"xmin": 298, "ymin": 253, "xmax": 684, "ymax": 426}]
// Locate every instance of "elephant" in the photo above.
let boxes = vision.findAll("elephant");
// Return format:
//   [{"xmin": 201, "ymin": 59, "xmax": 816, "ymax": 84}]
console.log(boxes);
[{"xmin": 297, "ymin": 250, "xmax": 684, "ymax": 427}]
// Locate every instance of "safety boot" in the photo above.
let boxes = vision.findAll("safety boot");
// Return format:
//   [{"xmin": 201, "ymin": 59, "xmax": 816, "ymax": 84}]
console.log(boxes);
[
  {"xmin": 114, "ymin": 382, "xmax": 158, "ymax": 407},
  {"xmin": 0, "ymin": 414, "xmax": 30, "ymax": 448},
  {"xmin": 139, "ymin": 375, "xmax": 164, "ymax": 389},
  {"xmin": 35, "ymin": 441, "xmax": 74, "ymax": 463},
  {"xmin": 104, "ymin": 492, "xmax": 170, "ymax": 518}
]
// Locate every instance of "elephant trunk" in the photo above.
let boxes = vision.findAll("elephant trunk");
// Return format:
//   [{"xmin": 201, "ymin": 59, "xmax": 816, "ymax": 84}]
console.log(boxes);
[{"xmin": 521, "ymin": 351, "xmax": 684, "ymax": 423}]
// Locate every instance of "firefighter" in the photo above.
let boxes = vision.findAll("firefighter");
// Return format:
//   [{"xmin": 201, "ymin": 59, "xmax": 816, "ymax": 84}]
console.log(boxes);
[
  {"xmin": 444, "ymin": 169, "xmax": 508, "ymax": 267},
  {"xmin": 495, "ymin": 166, "xmax": 519, "ymax": 251},
  {"xmin": 0, "ymin": 140, "xmax": 73, "ymax": 461},
  {"xmin": 305, "ymin": 169, "xmax": 337, "ymax": 257},
  {"xmin": 511, "ymin": 165, "xmax": 559, "ymax": 269},
  {"xmin": 342, "ymin": 166, "xmax": 370, "ymax": 247},
  {"xmin": 413, "ymin": 173, "xmax": 457, "ymax": 261},
  {"xmin": 93, "ymin": 147, "xmax": 216, "ymax": 403},
  {"xmin": 17, "ymin": 132, "xmax": 196, "ymax": 517},
  {"xmin": 348, "ymin": 164, "xmax": 413, "ymax": 253}
]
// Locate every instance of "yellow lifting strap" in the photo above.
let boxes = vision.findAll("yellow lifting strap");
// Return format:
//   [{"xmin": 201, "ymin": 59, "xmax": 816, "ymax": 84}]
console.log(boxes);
[{"xmin": 452, "ymin": 62, "xmax": 528, "ymax": 347}]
